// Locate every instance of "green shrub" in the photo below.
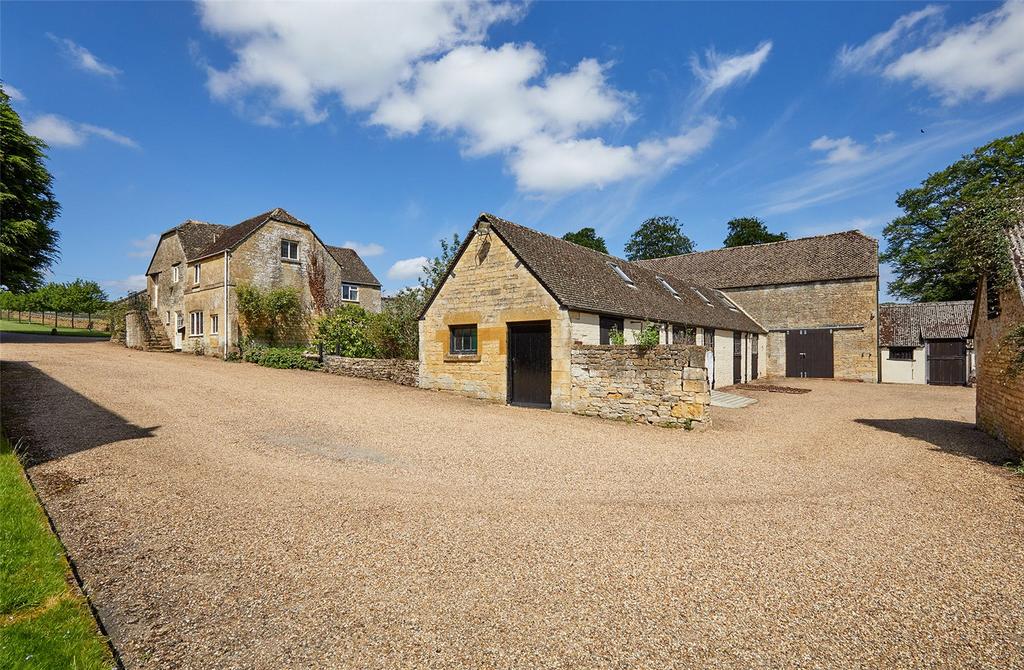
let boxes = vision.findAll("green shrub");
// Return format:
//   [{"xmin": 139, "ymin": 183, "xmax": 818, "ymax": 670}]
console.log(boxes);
[
  {"xmin": 243, "ymin": 345, "xmax": 319, "ymax": 370},
  {"xmin": 236, "ymin": 283, "xmax": 304, "ymax": 345},
  {"xmin": 608, "ymin": 325, "xmax": 625, "ymax": 346},
  {"xmin": 368, "ymin": 287, "xmax": 423, "ymax": 359},
  {"xmin": 633, "ymin": 323, "xmax": 661, "ymax": 351},
  {"xmin": 314, "ymin": 304, "xmax": 378, "ymax": 358}
]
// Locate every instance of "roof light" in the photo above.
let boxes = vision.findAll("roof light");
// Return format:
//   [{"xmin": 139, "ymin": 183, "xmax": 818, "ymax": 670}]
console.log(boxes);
[
  {"xmin": 690, "ymin": 287, "xmax": 713, "ymax": 306},
  {"xmin": 657, "ymin": 276, "xmax": 680, "ymax": 299},
  {"xmin": 609, "ymin": 263, "xmax": 635, "ymax": 287},
  {"xmin": 715, "ymin": 290, "xmax": 739, "ymax": 311}
]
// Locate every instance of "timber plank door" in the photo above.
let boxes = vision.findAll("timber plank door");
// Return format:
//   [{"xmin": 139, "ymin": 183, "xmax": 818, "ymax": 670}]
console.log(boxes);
[
  {"xmin": 785, "ymin": 329, "xmax": 835, "ymax": 378},
  {"xmin": 751, "ymin": 334, "xmax": 759, "ymax": 380},
  {"xmin": 926, "ymin": 340, "xmax": 967, "ymax": 385},
  {"xmin": 733, "ymin": 332, "xmax": 743, "ymax": 384},
  {"xmin": 508, "ymin": 321, "xmax": 552, "ymax": 408}
]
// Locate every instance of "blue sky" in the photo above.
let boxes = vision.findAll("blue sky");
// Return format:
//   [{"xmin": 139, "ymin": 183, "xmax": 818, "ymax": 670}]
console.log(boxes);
[{"xmin": 3, "ymin": 1, "xmax": 1023, "ymax": 300}]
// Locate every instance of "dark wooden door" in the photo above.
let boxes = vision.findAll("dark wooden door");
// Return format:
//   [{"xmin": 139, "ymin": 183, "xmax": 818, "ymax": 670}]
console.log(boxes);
[
  {"xmin": 733, "ymin": 332, "xmax": 743, "ymax": 384},
  {"xmin": 785, "ymin": 329, "xmax": 834, "ymax": 378},
  {"xmin": 508, "ymin": 322, "xmax": 552, "ymax": 408},
  {"xmin": 926, "ymin": 340, "xmax": 966, "ymax": 385},
  {"xmin": 599, "ymin": 316, "xmax": 624, "ymax": 345},
  {"xmin": 751, "ymin": 334, "xmax": 759, "ymax": 380}
]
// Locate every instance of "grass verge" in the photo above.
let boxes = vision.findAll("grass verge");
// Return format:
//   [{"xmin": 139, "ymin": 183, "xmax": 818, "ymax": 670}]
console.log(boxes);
[
  {"xmin": 0, "ymin": 433, "xmax": 115, "ymax": 669},
  {"xmin": 0, "ymin": 319, "xmax": 109, "ymax": 338}
]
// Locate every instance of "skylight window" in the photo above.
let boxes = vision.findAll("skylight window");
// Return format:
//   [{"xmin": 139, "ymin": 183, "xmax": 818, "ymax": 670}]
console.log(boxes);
[
  {"xmin": 715, "ymin": 290, "xmax": 740, "ymax": 311},
  {"xmin": 609, "ymin": 263, "xmax": 635, "ymax": 287},
  {"xmin": 690, "ymin": 287, "xmax": 713, "ymax": 306},
  {"xmin": 657, "ymin": 276, "xmax": 680, "ymax": 299}
]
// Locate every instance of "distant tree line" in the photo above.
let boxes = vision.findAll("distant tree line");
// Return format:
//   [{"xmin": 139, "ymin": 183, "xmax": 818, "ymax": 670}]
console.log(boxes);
[{"xmin": 0, "ymin": 280, "xmax": 109, "ymax": 327}]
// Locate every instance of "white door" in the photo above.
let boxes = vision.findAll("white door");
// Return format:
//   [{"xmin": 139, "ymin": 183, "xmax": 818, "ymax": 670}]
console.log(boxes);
[
  {"xmin": 174, "ymin": 312, "xmax": 184, "ymax": 350},
  {"xmin": 151, "ymin": 281, "xmax": 158, "ymax": 309},
  {"xmin": 705, "ymin": 349, "xmax": 715, "ymax": 390}
]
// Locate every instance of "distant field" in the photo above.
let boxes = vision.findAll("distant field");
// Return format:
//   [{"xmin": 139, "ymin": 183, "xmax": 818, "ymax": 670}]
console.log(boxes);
[{"xmin": 0, "ymin": 319, "xmax": 109, "ymax": 338}]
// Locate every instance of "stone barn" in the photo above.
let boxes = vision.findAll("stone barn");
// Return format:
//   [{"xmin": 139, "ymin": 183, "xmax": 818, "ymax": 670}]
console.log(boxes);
[{"xmin": 878, "ymin": 301, "xmax": 974, "ymax": 385}]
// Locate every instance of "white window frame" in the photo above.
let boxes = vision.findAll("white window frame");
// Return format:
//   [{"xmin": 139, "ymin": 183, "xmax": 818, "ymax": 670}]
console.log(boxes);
[
  {"xmin": 165, "ymin": 311, "xmax": 171, "ymax": 325},
  {"xmin": 210, "ymin": 313, "xmax": 219, "ymax": 335},
  {"xmin": 193, "ymin": 264, "xmax": 201, "ymax": 285},
  {"xmin": 656, "ymin": 276, "xmax": 680, "ymax": 299},
  {"xmin": 281, "ymin": 239, "xmax": 299, "ymax": 261},
  {"xmin": 176, "ymin": 312, "xmax": 184, "ymax": 330},
  {"xmin": 341, "ymin": 283, "xmax": 359, "ymax": 302},
  {"xmin": 189, "ymin": 311, "xmax": 204, "ymax": 336},
  {"xmin": 608, "ymin": 262, "xmax": 635, "ymax": 287},
  {"xmin": 172, "ymin": 264, "xmax": 180, "ymax": 283}
]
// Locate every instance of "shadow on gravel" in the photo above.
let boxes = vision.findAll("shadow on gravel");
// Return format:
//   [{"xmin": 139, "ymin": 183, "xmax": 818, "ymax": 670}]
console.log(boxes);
[
  {"xmin": 855, "ymin": 417, "xmax": 1015, "ymax": 466},
  {"xmin": 0, "ymin": 361, "xmax": 157, "ymax": 465}
]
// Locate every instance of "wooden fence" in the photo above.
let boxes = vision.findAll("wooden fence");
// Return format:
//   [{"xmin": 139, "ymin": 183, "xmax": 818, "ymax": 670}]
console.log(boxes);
[{"xmin": 2, "ymin": 310, "xmax": 112, "ymax": 332}]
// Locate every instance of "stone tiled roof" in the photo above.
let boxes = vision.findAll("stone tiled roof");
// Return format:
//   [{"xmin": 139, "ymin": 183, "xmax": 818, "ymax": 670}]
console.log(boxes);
[
  {"xmin": 468, "ymin": 214, "xmax": 765, "ymax": 333},
  {"xmin": 878, "ymin": 301, "xmax": 973, "ymax": 347},
  {"xmin": 326, "ymin": 246, "xmax": 381, "ymax": 287},
  {"xmin": 177, "ymin": 220, "xmax": 228, "ymax": 260},
  {"xmin": 194, "ymin": 208, "xmax": 308, "ymax": 260},
  {"xmin": 636, "ymin": 230, "xmax": 878, "ymax": 289}
]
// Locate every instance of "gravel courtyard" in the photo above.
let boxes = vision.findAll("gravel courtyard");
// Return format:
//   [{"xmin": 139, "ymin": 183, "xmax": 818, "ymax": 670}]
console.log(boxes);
[{"xmin": 2, "ymin": 335, "xmax": 1022, "ymax": 669}]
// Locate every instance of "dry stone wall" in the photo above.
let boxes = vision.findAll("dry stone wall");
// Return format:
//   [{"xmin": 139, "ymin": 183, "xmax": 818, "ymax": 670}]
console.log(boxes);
[
  {"xmin": 570, "ymin": 344, "xmax": 711, "ymax": 428},
  {"xmin": 322, "ymin": 355, "xmax": 418, "ymax": 387}
]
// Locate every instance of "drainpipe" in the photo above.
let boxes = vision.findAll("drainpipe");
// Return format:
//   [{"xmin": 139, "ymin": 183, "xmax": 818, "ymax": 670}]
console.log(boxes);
[{"xmin": 223, "ymin": 250, "xmax": 229, "ymax": 358}]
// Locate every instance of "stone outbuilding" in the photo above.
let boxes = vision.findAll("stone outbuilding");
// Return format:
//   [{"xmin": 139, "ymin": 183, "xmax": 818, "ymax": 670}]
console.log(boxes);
[
  {"xmin": 418, "ymin": 214, "xmax": 766, "ymax": 420},
  {"xmin": 878, "ymin": 301, "xmax": 974, "ymax": 385},
  {"xmin": 637, "ymin": 231, "xmax": 880, "ymax": 382},
  {"xmin": 969, "ymin": 221, "xmax": 1024, "ymax": 456}
]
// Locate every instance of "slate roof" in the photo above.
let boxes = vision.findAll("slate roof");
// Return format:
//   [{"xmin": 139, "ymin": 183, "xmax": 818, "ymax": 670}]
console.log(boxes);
[
  {"xmin": 878, "ymin": 301, "xmax": 973, "ymax": 347},
  {"xmin": 442, "ymin": 214, "xmax": 765, "ymax": 333},
  {"xmin": 194, "ymin": 207, "xmax": 308, "ymax": 260},
  {"xmin": 635, "ymin": 230, "xmax": 878, "ymax": 289},
  {"xmin": 326, "ymin": 246, "xmax": 381, "ymax": 287}
]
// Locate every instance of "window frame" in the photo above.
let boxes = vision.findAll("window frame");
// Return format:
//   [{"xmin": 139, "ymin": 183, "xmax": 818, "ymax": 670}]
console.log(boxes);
[
  {"xmin": 189, "ymin": 310, "xmax": 204, "ymax": 336},
  {"xmin": 193, "ymin": 264, "xmax": 201, "ymax": 285},
  {"xmin": 449, "ymin": 324, "xmax": 478, "ymax": 355},
  {"xmin": 165, "ymin": 311, "xmax": 171, "ymax": 325},
  {"xmin": 172, "ymin": 264, "xmax": 180, "ymax": 283},
  {"xmin": 210, "ymin": 313, "xmax": 219, "ymax": 335},
  {"xmin": 281, "ymin": 239, "xmax": 299, "ymax": 261},
  {"xmin": 888, "ymin": 346, "xmax": 915, "ymax": 361},
  {"xmin": 341, "ymin": 283, "xmax": 360, "ymax": 302}
]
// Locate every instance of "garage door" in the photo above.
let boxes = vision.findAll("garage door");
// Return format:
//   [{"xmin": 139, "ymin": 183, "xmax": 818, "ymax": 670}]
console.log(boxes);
[
  {"xmin": 785, "ymin": 329, "xmax": 834, "ymax": 378},
  {"xmin": 926, "ymin": 340, "xmax": 966, "ymax": 386}
]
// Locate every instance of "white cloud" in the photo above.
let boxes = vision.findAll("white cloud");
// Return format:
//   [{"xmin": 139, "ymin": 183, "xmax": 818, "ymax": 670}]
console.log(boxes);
[
  {"xmin": 47, "ymin": 33, "xmax": 121, "ymax": 78},
  {"xmin": 836, "ymin": 1, "xmax": 1024, "ymax": 103},
  {"xmin": 102, "ymin": 275, "xmax": 147, "ymax": 295},
  {"xmin": 4, "ymin": 84, "xmax": 26, "ymax": 101},
  {"xmin": 387, "ymin": 256, "xmax": 428, "ymax": 281},
  {"xmin": 25, "ymin": 114, "xmax": 139, "ymax": 149},
  {"xmin": 198, "ymin": 2, "xmax": 748, "ymax": 195},
  {"xmin": 690, "ymin": 41, "xmax": 773, "ymax": 103},
  {"xmin": 341, "ymin": 241, "xmax": 385, "ymax": 257},
  {"xmin": 874, "ymin": 131, "xmax": 896, "ymax": 144},
  {"xmin": 809, "ymin": 135, "xmax": 866, "ymax": 164},
  {"xmin": 127, "ymin": 233, "xmax": 159, "ymax": 258}
]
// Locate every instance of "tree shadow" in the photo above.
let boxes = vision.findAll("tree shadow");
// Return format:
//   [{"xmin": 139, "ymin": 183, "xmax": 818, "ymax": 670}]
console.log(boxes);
[
  {"xmin": 1, "ymin": 361, "xmax": 157, "ymax": 465},
  {"xmin": 0, "ymin": 332, "xmax": 111, "ymax": 345},
  {"xmin": 855, "ymin": 417, "xmax": 1017, "ymax": 466}
]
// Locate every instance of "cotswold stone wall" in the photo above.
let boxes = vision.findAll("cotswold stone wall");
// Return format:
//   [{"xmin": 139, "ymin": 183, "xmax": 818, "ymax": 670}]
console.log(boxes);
[
  {"xmin": 322, "ymin": 355, "xmax": 418, "ymax": 387},
  {"xmin": 570, "ymin": 344, "xmax": 710, "ymax": 428},
  {"xmin": 975, "ymin": 279, "xmax": 1024, "ymax": 456}
]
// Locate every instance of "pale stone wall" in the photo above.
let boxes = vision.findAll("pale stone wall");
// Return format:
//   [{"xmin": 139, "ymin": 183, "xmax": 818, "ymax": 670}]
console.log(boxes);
[
  {"xmin": 322, "ymin": 355, "xmax": 418, "ymax": 386},
  {"xmin": 974, "ymin": 279, "xmax": 1024, "ymax": 456},
  {"xmin": 570, "ymin": 344, "xmax": 710, "ymax": 428},
  {"xmin": 880, "ymin": 346, "xmax": 926, "ymax": 384},
  {"xmin": 419, "ymin": 229, "xmax": 573, "ymax": 410},
  {"xmin": 725, "ymin": 277, "xmax": 878, "ymax": 382},
  {"xmin": 146, "ymin": 234, "xmax": 187, "ymax": 344}
]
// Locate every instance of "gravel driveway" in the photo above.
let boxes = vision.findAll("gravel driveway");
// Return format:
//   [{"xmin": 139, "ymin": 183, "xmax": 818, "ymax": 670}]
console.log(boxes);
[{"xmin": 2, "ymin": 336, "xmax": 1022, "ymax": 669}]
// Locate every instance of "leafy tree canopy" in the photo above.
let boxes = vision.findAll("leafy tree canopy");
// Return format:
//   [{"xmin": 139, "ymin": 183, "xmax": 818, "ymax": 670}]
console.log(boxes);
[
  {"xmin": 624, "ymin": 216, "xmax": 694, "ymax": 261},
  {"xmin": 419, "ymin": 233, "xmax": 462, "ymax": 294},
  {"xmin": 723, "ymin": 217, "xmax": 788, "ymax": 247},
  {"xmin": 881, "ymin": 132, "xmax": 1023, "ymax": 301},
  {"xmin": 562, "ymin": 227, "xmax": 608, "ymax": 254},
  {"xmin": 0, "ymin": 85, "xmax": 61, "ymax": 292}
]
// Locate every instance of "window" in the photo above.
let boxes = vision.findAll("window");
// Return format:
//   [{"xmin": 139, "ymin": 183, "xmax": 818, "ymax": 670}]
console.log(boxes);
[
  {"xmin": 281, "ymin": 239, "xmax": 299, "ymax": 261},
  {"xmin": 342, "ymin": 283, "xmax": 359, "ymax": 302},
  {"xmin": 165, "ymin": 311, "xmax": 171, "ymax": 325},
  {"xmin": 189, "ymin": 311, "xmax": 204, "ymax": 336},
  {"xmin": 210, "ymin": 314, "xmax": 219, "ymax": 335},
  {"xmin": 691, "ymin": 287, "xmax": 713, "ymax": 306},
  {"xmin": 657, "ymin": 276, "xmax": 680, "ymax": 299},
  {"xmin": 172, "ymin": 264, "xmax": 180, "ymax": 283},
  {"xmin": 193, "ymin": 264, "xmax": 201, "ymax": 284},
  {"xmin": 889, "ymin": 347, "xmax": 914, "ymax": 360},
  {"xmin": 608, "ymin": 263, "xmax": 635, "ymax": 287},
  {"xmin": 599, "ymin": 316, "xmax": 624, "ymax": 345},
  {"xmin": 986, "ymin": 277, "xmax": 1001, "ymax": 319},
  {"xmin": 715, "ymin": 290, "xmax": 740, "ymax": 311},
  {"xmin": 176, "ymin": 312, "xmax": 184, "ymax": 330},
  {"xmin": 672, "ymin": 325, "xmax": 696, "ymax": 344},
  {"xmin": 449, "ymin": 325, "xmax": 477, "ymax": 354}
]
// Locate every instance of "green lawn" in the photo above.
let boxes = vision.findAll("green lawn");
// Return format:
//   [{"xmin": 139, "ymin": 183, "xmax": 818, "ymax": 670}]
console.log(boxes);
[
  {"xmin": 0, "ymin": 319, "xmax": 109, "ymax": 338},
  {"xmin": 0, "ymin": 434, "xmax": 115, "ymax": 669}
]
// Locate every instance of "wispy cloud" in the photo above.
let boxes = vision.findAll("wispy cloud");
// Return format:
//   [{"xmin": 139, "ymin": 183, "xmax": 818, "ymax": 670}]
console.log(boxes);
[
  {"xmin": 387, "ymin": 256, "xmax": 428, "ymax": 281},
  {"xmin": 47, "ymin": 33, "xmax": 121, "ymax": 78},
  {"xmin": 690, "ymin": 41, "xmax": 773, "ymax": 104},
  {"xmin": 835, "ymin": 5, "xmax": 943, "ymax": 73},
  {"xmin": 341, "ymin": 241, "xmax": 385, "ymax": 257},
  {"xmin": 874, "ymin": 131, "xmax": 896, "ymax": 144},
  {"xmin": 791, "ymin": 213, "xmax": 895, "ymax": 238},
  {"xmin": 127, "ymin": 234, "xmax": 159, "ymax": 258},
  {"xmin": 4, "ymin": 84, "xmax": 26, "ymax": 101},
  {"xmin": 101, "ymin": 274, "xmax": 147, "ymax": 295},
  {"xmin": 809, "ymin": 135, "xmax": 867, "ymax": 164},
  {"xmin": 25, "ymin": 114, "xmax": 139, "ymax": 149}
]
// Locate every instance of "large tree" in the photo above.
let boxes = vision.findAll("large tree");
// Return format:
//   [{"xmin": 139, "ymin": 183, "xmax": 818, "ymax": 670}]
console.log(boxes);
[
  {"xmin": 723, "ymin": 217, "xmax": 787, "ymax": 247},
  {"xmin": 0, "ymin": 85, "xmax": 61, "ymax": 292},
  {"xmin": 562, "ymin": 227, "xmax": 608, "ymax": 254},
  {"xmin": 624, "ymin": 216, "xmax": 694, "ymax": 261},
  {"xmin": 419, "ymin": 233, "xmax": 462, "ymax": 294},
  {"xmin": 882, "ymin": 133, "xmax": 1023, "ymax": 301}
]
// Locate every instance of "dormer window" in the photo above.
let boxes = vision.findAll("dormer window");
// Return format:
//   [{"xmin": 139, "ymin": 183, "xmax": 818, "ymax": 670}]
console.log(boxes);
[
  {"xmin": 690, "ymin": 287, "xmax": 713, "ymax": 306},
  {"xmin": 657, "ymin": 276, "xmax": 680, "ymax": 299},
  {"xmin": 281, "ymin": 239, "xmax": 299, "ymax": 261},
  {"xmin": 608, "ymin": 263, "xmax": 635, "ymax": 287},
  {"xmin": 715, "ymin": 290, "xmax": 739, "ymax": 312}
]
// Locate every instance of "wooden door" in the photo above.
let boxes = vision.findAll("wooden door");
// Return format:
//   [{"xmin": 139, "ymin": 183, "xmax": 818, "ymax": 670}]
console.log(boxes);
[
  {"xmin": 733, "ymin": 332, "xmax": 743, "ymax": 384},
  {"xmin": 703, "ymin": 328, "xmax": 715, "ymax": 389},
  {"xmin": 751, "ymin": 334, "xmax": 759, "ymax": 380},
  {"xmin": 508, "ymin": 322, "xmax": 552, "ymax": 408},
  {"xmin": 926, "ymin": 340, "xmax": 966, "ymax": 385},
  {"xmin": 785, "ymin": 329, "xmax": 834, "ymax": 378}
]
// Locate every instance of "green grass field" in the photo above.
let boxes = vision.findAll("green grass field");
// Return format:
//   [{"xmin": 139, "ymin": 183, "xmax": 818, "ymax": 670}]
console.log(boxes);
[
  {"xmin": 0, "ymin": 434, "xmax": 116, "ymax": 669},
  {"xmin": 0, "ymin": 319, "xmax": 109, "ymax": 338}
]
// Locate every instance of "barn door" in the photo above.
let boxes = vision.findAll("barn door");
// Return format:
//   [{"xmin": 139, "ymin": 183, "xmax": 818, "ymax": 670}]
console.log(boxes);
[
  {"xmin": 751, "ymin": 334, "xmax": 759, "ymax": 380},
  {"xmin": 508, "ymin": 322, "xmax": 552, "ymax": 408},
  {"xmin": 703, "ymin": 328, "xmax": 715, "ymax": 390},
  {"xmin": 926, "ymin": 340, "xmax": 966, "ymax": 385},
  {"xmin": 786, "ymin": 329, "xmax": 834, "ymax": 378},
  {"xmin": 733, "ymin": 332, "xmax": 743, "ymax": 384}
]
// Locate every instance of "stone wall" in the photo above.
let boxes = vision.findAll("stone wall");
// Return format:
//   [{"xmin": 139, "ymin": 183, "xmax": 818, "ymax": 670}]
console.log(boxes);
[
  {"xmin": 570, "ymin": 344, "xmax": 711, "ymax": 428},
  {"xmin": 147, "ymin": 232, "xmax": 188, "ymax": 344},
  {"xmin": 975, "ymin": 279, "xmax": 1024, "ymax": 456},
  {"xmin": 322, "ymin": 355, "xmax": 418, "ymax": 387}
]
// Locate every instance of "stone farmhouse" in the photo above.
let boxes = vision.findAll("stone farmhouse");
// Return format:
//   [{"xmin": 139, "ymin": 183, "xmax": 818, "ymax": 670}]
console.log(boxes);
[
  {"xmin": 878, "ymin": 301, "xmax": 974, "ymax": 385},
  {"xmin": 637, "ymin": 231, "xmax": 879, "ymax": 382},
  {"xmin": 143, "ymin": 207, "xmax": 380, "ymax": 355},
  {"xmin": 418, "ymin": 214, "xmax": 766, "ymax": 412},
  {"xmin": 969, "ymin": 221, "xmax": 1024, "ymax": 456}
]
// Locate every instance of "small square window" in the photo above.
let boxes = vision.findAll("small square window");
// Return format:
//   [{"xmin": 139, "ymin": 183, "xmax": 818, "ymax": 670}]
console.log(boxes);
[
  {"xmin": 342, "ymin": 283, "xmax": 359, "ymax": 302},
  {"xmin": 210, "ymin": 314, "xmax": 219, "ymax": 335},
  {"xmin": 449, "ymin": 325, "xmax": 477, "ymax": 355},
  {"xmin": 281, "ymin": 240, "xmax": 299, "ymax": 261},
  {"xmin": 889, "ymin": 347, "xmax": 914, "ymax": 360},
  {"xmin": 193, "ymin": 264, "xmax": 201, "ymax": 284}
]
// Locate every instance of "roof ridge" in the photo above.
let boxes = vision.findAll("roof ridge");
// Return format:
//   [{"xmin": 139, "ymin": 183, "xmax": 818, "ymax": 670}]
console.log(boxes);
[{"xmin": 652, "ymin": 228, "xmax": 877, "ymax": 261}]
